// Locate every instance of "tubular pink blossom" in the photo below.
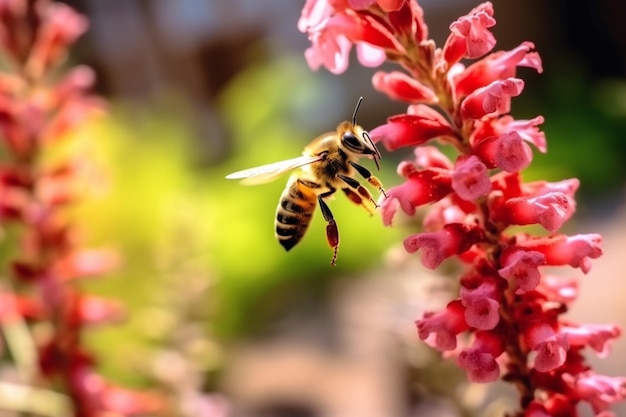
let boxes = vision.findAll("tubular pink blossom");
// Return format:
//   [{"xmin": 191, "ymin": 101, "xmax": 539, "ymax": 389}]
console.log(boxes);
[
  {"xmin": 524, "ymin": 323, "xmax": 569, "ymax": 372},
  {"xmin": 561, "ymin": 324, "xmax": 621, "ymax": 358},
  {"xmin": 472, "ymin": 131, "xmax": 533, "ymax": 171},
  {"xmin": 460, "ymin": 281, "xmax": 500, "ymax": 330},
  {"xmin": 473, "ymin": 115, "xmax": 547, "ymax": 153},
  {"xmin": 451, "ymin": 155, "xmax": 491, "ymax": 201},
  {"xmin": 498, "ymin": 249, "xmax": 545, "ymax": 293},
  {"xmin": 458, "ymin": 331, "xmax": 504, "ymax": 383},
  {"xmin": 372, "ymin": 70, "xmax": 437, "ymax": 103},
  {"xmin": 491, "ymin": 191, "xmax": 572, "ymax": 232},
  {"xmin": 461, "ymin": 77, "xmax": 525, "ymax": 119},
  {"xmin": 494, "ymin": 131, "xmax": 533, "ymax": 172},
  {"xmin": 369, "ymin": 109, "xmax": 455, "ymax": 151},
  {"xmin": 563, "ymin": 372, "xmax": 626, "ymax": 414},
  {"xmin": 416, "ymin": 299, "xmax": 468, "ymax": 350},
  {"xmin": 442, "ymin": 1, "xmax": 496, "ymax": 64},
  {"xmin": 379, "ymin": 168, "xmax": 452, "ymax": 225},
  {"xmin": 516, "ymin": 233, "xmax": 603, "ymax": 274},
  {"xmin": 404, "ymin": 223, "xmax": 484, "ymax": 269},
  {"xmin": 304, "ymin": 30, "xmax": 352, "ymax": 74},
  {"xmin": 454, "ymin": 41, "xmax": 543, "ymax": 96}
]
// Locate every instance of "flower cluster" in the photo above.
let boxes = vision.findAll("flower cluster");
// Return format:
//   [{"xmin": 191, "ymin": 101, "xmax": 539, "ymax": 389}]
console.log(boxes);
[
  {"xmin": 299, "ymin": 1, "xmax": 625, "ymax": 415},
  {"xmin": 0, "ymin": 0, "xmax": 158, "ymax": 415}
]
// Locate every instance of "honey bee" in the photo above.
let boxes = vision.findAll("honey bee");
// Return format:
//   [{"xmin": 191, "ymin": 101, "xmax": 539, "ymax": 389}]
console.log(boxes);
[{"xmin": 225, "ymin": 97, "xmax": 386, "ymax": 266}]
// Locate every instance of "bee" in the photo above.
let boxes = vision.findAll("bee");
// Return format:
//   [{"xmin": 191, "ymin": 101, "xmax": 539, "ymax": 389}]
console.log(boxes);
[{"xmin": 225, "ymin": 97, "xmax": 386, "ymax": 266}]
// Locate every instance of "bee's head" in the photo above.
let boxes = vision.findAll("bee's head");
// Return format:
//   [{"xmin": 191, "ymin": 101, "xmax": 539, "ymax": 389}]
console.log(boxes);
[{"xmin": 340, "ymin": 97, "xmax": 382, "ymax": 170}]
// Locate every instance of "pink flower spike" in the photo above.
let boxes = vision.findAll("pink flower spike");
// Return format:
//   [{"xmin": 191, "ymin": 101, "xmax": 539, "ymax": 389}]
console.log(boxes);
[
  {"xmin": 460, "ymin": 281, "xmax": 500, "ymax": 330},
  {"xmin": 370, "ymin": 110, "xmax": 455, "ymax": 151},
  {"xmin": 458, "ymin": 330, "xmax": 504, "ymax": 383},
  {"xmin": 517, "ymin": 234, "xmax": 603, "ymax": 273},
  {"xmin": 561, "ymin": 324, "xmax": 622, "ymax": 358},
  {"xmin": 372, "ymin": 70, "xmax": 437, "ymax": 103},
  {"xmin": 563, "ymin": 372, "xmax": 626, "ymax": 414},
  {"xmin": 524, "ymin": 323, "xmax": 569, "ymax": 372},
  {"xmin": 498, "ymin": 249, "xmax": 545, "ymax": 293},
  {"xmin": 443, "ymin": 1, "xmax": 496, "ymax": 65},
  {"xmin": 413, "ymin": 146, "xmax": 453, "ymax": 170},
  {"xmin": 404, "ymin": 223, "xmax": 484, "ymax": 269},
  {"xmin": 461, "ymin": 77, "xmax": 525, "ymax": 119},
  {"xmin": 451, "ymin": 155, "xmax": 491, "ymax": 201},
  {"xmin": 416, "ymin": 300, "xmax": 468, "ymax": 351}
]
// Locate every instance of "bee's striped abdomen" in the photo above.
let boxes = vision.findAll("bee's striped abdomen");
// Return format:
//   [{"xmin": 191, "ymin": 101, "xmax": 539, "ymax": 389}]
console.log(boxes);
[{"xmin": 275, "ymin": 180, "xmax": 317, "ymax": 251}]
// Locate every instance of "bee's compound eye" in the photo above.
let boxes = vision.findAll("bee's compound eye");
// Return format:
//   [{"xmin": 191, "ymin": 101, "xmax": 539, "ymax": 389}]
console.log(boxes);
[{"xmin": 342, "ymin": 132, "xmax": 361, "ymax": 149}]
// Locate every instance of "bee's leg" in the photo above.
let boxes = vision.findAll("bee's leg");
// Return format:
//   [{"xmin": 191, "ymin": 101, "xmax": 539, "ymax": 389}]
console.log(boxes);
[
  {"xmin": 318, "ymin": 189, "xmax": 339, "ymax": 266},
  {"xmin": 348, "ymin": 161, "xmax": 387, "ymax": 198},
  {"xmin": 342, "ymin": 187, "xmax": 375, "ymax": 215},
  {"xmin": 338, "ymin": 174, "xmax": 378, "ymax": 211}
]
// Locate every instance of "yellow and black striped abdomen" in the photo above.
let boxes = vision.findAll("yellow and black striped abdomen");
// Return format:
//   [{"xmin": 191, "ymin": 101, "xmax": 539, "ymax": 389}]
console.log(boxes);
[{"xmin": 275, "ymin": 179, "xmax": 317, "ymax": 251}]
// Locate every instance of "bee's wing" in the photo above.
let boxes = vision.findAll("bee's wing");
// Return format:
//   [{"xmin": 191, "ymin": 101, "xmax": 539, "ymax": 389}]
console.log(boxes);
[{"xmin": 225, "ymin": 155, "xmax": 322, "ymax": 185}]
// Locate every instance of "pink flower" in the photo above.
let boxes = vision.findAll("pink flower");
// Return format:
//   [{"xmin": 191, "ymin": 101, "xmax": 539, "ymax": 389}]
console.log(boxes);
[
  {"xmin": 369, "ymin": 106, "xmax": 455, "ymax": 151},
  {"xmin": 404, "ymin": 223, "xmax": 484, "ymax": 269},
  {"xmin": 299, "ymin": 1, "xmax": 403, "ymax": 74},
  {"xmin": 454, "ymin": 41, "xmax": 542, "ymax": 96},
  {"xmin": 372, "ymin": 70, "xmax": 436, "ymax": 103},
  {"xmin": 491, "ymin": 190, "xmax": 573, "ymax": 232},
  {"xmin": 451, "ymin": 155, "xmax": 491, "ymax": 200},
  {"xmin": 563, "ymin": 372, "xmax": 626, "ymax": 414},
  {"xmin": 498, "ymin": 249, "xmax": 545, "ymax": 293},
  {"xmin": 416, "ymin": 300, "xmax": 468, "ymax": 350},
  {"xmin": 561, "ymin": 324, "xmax": 621, "ymax": 358},
  {"xmin": 458, "ymin": 331, "xmax": 504, "ymax": 382},
  {"xmin": 516, "ymin": 233, "xmax": 603, "ymax": 274},
  {"xmin": 442, "ymin": 2, "xmax": 496, "ymax": 65},
  {"xmin": 524, "ymin": 323, "xmax": 569, "ymax": 372},
  {"xmin": 461, "ymin": 77, "xmax": 525, "ymax": 119},
  {"xmin": 460, "ymin": 280, "xmax": 500, "ymax": 330},
  {"xmin": 379, "ymin": 168, "xmax": 452, "ymax": 225}
]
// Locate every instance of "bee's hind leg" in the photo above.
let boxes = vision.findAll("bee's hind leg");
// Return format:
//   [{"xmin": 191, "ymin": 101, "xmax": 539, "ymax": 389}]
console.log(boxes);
[{"xmin": 318, "ymin": 189, "xmax": 339, "ymax": 266}]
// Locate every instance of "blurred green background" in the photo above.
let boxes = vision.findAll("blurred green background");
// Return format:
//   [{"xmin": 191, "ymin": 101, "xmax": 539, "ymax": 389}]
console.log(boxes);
[{"xmin": 45, "ymin": 0, "xmax": 626, "ymax": 415}]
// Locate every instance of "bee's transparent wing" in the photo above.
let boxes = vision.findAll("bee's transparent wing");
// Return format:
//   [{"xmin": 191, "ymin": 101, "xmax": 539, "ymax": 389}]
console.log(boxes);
[{"xmin": 225, "ymin": 155, "xmax": 322, "ymax": 185}]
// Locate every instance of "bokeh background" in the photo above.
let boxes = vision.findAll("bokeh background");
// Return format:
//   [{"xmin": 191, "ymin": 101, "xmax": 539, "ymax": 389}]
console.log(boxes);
[{"xmin": 40, "ymin": 0, "xmax": 626, "ymax": 416}]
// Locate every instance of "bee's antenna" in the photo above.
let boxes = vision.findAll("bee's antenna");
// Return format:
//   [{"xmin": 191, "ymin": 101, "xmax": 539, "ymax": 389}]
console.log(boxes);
[
  {"xmin": 363, "ymin": 131, "xmax": 382, "ymax": 171},
  {"xmin": 352, "ymin": 96, "xmax": 363, "ymax": 126}
]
